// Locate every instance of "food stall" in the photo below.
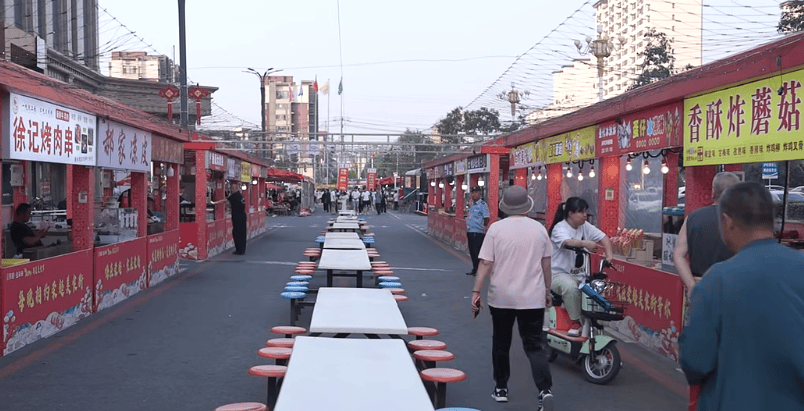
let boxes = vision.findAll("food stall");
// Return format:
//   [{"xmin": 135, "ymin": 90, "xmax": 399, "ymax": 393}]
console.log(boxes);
[
  {"xmin": 146, "ymin": 135, "xmax": 184, "ymax": 287},
  {"xmin": 178, "ymin": 143, "xmax": 223, "ymax": 260}
]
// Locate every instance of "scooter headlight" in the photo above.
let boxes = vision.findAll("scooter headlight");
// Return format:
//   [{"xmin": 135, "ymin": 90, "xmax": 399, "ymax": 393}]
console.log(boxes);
[{"xmin": 590, "ymin": 279, "xmax": 607, "ymax": 294}]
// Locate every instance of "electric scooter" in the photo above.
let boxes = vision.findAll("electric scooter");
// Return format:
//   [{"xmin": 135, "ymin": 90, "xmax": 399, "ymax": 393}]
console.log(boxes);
[{"xmin": 544, "ymin": 246, "xmax": 627, "ymax": 384}]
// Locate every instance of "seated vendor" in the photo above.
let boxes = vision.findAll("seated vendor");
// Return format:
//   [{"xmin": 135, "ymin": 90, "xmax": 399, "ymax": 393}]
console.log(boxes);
[{"xmin": 10, "ymin": 203, "xmax": 48, "ymax": 256}]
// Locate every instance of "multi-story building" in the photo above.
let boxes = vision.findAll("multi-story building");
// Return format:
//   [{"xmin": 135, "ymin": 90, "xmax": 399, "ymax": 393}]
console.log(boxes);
[
  {"xmin": 109, "ymin": 51, "xmax": 174, "ymax": 83},
  {"xmin": 265, "ymin": 76, "xmax": 319, "ymax": 178},
  {"xmin": 529, "ymin": 0, "xmax": 702, "ymax": 124}
]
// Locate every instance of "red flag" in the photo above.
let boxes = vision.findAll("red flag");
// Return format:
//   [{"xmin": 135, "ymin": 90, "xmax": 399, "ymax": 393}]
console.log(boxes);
[{"xmin": 313, "ymin": 76, "xmax": 319, "ymax": 93}]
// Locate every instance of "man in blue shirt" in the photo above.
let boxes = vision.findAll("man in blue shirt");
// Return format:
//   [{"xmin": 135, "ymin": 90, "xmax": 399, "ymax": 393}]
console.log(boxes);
[
  {"xmin": 680, "ymin": 182, "xmax": 804, "ymax": 410},
  {"xmin": 466, "ymin": 186, "xmax": 490, "ymax": 276}
]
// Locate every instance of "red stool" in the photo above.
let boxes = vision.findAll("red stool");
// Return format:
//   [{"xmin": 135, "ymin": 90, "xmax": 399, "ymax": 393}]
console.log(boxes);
[
  {"xmin": 258, "ymin": 347, "xmax": 292, "ymax": 366},
  {"xmin": 265, "ymin": 338, "xmax": 295, "ymax": 348},
  {"xmin": 270, "ymin": 325, "xmax": 306, "ymax": 338},
  {"xmin": 413, "ymin": 349, "xmax": 455, "ymax": 369},
  {"xmin": 214, "ymin": 402, "xmax": 267, "ymax": 411},
  {"xmin": 408, "ymin": 327, "xmax": 439, "ymax": 340},
  {"xmin": 394, "ymin": 295, "xmax": 409, "ymax": 302},
  {"xmin": 294, "ymin": 268, "xmax": 315, "ymax": 275},
  {"xmin": 370, "ymin": 261, "xmax": 388, "ymax": 266},
  {"xmin": 420, "ymin": 368, "xmax": 467, "ymax": 408},
  {"xmin": 408, "ymin": 339, "xmax": 447, "ymax": 351},
  {"xmin": 248, "ymin": 365, "xmax": 287, "ymax": 409},
  {"xmin": 390, "ymin": 288, "xmax": 406, "ymax": 295}
]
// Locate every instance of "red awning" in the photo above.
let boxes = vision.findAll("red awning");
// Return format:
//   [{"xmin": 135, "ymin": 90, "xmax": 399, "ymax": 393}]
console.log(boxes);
[
  {"xmin": 266, "ymin": 183, "xmax": 283, "ymax": 190},
  {"xmin": 267, "ymin": 168, "xmax": 304, "ymax": 182}
]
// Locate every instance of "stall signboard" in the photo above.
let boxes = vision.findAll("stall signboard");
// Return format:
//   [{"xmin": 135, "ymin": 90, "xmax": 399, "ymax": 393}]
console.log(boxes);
[
  {"xmin": 597, "ymin": 102, "xmax": 684, "ymax": 157},
  {"xmin": 455, "ymin": 159, "xmax": 467, "ymax": 174},
  {"xmin": 466, "ymin": 154, "xmax": 489, "ymax": 173},
  {"xmin": 251, "ymin": 164, "xmax": 261, "ymax": 178},
  {"xmin": 152, "ymin": 136, "xmax": 184, "ymax": 164},
  {"xmin": 4, "ymin": 92, "xmax": 97, "ymax": 166},
  {"xmin": 241, "ymin": 161, "xmax": 251, "ymax": 182},
  {"xmin": 684, "ymin": 68, "xmax": 804, "ymax": 166},
  {"xmin": 260, "ymin": 167, "xmax": 268, "ymax": 179},
  {"xmin": 443, "ymin": 162, "xmax": 454, "ymax": 177},
  {"xmin": 147, "ymin": 230, "xmax": 180, "ymax": 287},
  {"xmin": 227, "ymin": 158, "xmax": 239, "ymax": 180},
  {"xmin": 94, "ymin": 238, "xmax": 147, "ymax": 313},
  {"xmin": 337, "ymin": 168, "xmax": 349, "ymax": 192},
  {"xmin": 432, "ymin": 165, "xmax": 444, "ymax": 179},
  {"xmin": 511, "ymin": 140, "xmax": 547, "ymax": 169},
  {"xmin": 367, "ymin": 168, "xmax": 377, "ymax": 190},
  {"xmin": 97, "ymin": 119, "xmax": 151, "ymax": 172},
  {"xmin": 207, "ymin": 152, "xmax": 225, "ymax": 172},
  {"xmin": 2, "ymin": 250, "xmax": 94, "ymax": 355},
  {"xmin": 544, "ymin": 125, "xmax": 597, "ymax": 164}
]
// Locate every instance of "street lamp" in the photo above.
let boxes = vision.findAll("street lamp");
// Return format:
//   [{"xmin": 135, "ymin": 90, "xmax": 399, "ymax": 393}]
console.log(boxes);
[
  {"xmin": 497, "ymin": 83, "xmax": 530, "ymax": 122},
  {"xmin": 575, "ymin": 27, "xmax": 624, "ymax": 102},
  {"xmin": 245, "ymin": 67, "xmax": 283, "ymax": 161}
]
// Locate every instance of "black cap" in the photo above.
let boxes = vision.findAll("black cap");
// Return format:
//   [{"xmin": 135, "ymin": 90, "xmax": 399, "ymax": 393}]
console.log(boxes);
[{"xmin": 470, "ymin": 186, "xmax": 483, "ymax": 192}]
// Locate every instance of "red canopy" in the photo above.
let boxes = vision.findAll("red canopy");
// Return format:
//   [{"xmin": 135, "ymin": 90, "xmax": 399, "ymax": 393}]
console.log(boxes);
[
  {"xmin": 266, "ymin": 183, "xmax": 283, "ymax": 190},
  {"xmin": 378, "ymin": 176, "xmax": 401, "ymax": 186},
  {"xmin": 266, "ymin": 168, "xmax": 304, "ymax": 182}
]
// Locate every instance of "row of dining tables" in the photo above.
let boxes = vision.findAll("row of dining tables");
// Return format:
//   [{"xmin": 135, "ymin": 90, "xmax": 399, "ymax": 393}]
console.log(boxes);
[{"xmin": 271, "ymin": 209, "xmax": 437, "ymax": 411}]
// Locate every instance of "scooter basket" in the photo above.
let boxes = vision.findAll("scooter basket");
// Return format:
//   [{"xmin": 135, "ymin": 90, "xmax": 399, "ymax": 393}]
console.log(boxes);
[{"xmin": 581, "ymin": 281, "xmax": 628, "ymax": 322}]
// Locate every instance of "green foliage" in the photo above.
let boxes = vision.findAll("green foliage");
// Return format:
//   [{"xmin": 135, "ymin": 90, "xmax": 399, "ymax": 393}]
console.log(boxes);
[
  {"xmin": 464, "ymin": 107, "xmax": 501, "ymax": 135},
  {"xmin": 374, "ymin": 129, "xmax": 440, "ymax": 177},
  {"xmin": 779, "ymin": 1, "xmax": 804, "ymax": 33},
  {"xmin": 628, "ymin": 29, "xmax": 675, "ymax": 91}
]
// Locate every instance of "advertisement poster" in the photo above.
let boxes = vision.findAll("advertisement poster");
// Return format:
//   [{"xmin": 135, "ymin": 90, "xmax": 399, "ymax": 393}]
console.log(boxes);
[
  {"xmin": 337, "ymin": 168, "xmax": 349, "ymax": 192},
  {"xmin": 152, "ymin": 136, "xmax": 184, "ymax": 164},
  {"xmin": 4, "ymin": 92, "xmax": 97, "ymax": 166},
  {"xmin": 511, "ymin": 140, "xmax": 546, "ymax": 169},
  {"xmin": 94, "ymin": 238, "xmax": 147, "ymax": 313},
  {"xmin": 97, "ymin": 119, "xmax": 152, "ymax": 172},
  {"xmin": 597, "ymin": 102, "xmax": 683, "ymax": 157},
  {"xmin": 207, "ymin": 152, "xmax": 225, "ymax": 171},
  {"xmin": 367, "ymin": 168, "xmax": 377, "ymax": 190},
  {"xmin": 466, "ymin": 154, "xmax": 489, "ymax": 173},
  {"xmin": 544, "ymin": 125, "xmax": 597, "ymax": 164},
  {"xmin": 240, "ymin": 161, "xmax": 251, "ymax": 182},
  {"xmin": 684, "ymin": 68, "xmax": 804, "ymax": 166},
  {"xmin": 227, "ymin": 158, "xmax": 239, "ymax": 180},
  {"xmin": 147, "ymin": 230, "xmax": 180, "ymax": 287},
  {"xmin": 3, "ymin": 250, "xmax": 94, "ymax": 355}
]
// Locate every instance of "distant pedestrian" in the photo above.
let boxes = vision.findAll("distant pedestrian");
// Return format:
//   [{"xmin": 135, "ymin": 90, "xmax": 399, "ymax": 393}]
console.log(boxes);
[
  {"xmin": 465, "ymin": 186, "xmax": 489, "ymax": 276},
  {"xmin": 322, "ymin": 188, "xmax": 331, "ymax": 213},
  {"xmin": 374, "ymin": 189, "xmax": 383, "ymax": 214},
  {"xmin": 471, "ymin": 185, "xmax": 553, "ymax": 410},
  {"xmin": 213, "ymin": 186, "xmax": 247, "ymax": 255},
  {"xmin": 361, "ymin": 189, "xmax": 371, "ymax": 215},
  {"xmin": 350, "ymin": 188, "xmax": 360, "ymax": 211},
  {"xmin": 679, "ymin": 182, "xmax": 804, "ymax": 411},
  {"xmin": 393, "ymin": 190, "xmax": 399, "ymax": 210}
]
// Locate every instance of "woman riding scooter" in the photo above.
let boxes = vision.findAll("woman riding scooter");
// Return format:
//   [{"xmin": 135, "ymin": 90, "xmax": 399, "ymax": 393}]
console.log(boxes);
[{"xmin": 549, "ymin": 197, "xmax": 614, "ymax": 337}]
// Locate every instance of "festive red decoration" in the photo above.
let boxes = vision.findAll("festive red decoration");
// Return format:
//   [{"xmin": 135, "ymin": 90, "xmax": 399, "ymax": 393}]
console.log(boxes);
[
  {"xmin": 158, "ymin": 85, "xmax": 180, "ymax": 121},
  {"xmin": 189, "ymin": 84, "xmax": 210, "ymax": 126}
]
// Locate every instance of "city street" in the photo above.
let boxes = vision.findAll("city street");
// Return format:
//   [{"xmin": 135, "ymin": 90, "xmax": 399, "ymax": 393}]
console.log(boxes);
[{"xmin": 0, "ymin": 210, "xmax": 687, "ymax": 411}]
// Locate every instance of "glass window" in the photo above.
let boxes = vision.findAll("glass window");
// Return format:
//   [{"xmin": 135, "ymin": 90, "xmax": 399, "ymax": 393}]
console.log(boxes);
[
  {"xmin": 624, "ymin": 153, "xmax": 664, "ymax": 233},
  {"xmin": 560, "ymin": 162, "xmax": 599, "ymax": 225},
  {"xmin": 528, "ymin": 167, "xmax": 548, "ymax": 224},
  {"xmin": 739, "ymin": 161, "xmax": 804, "ymax": 229}
]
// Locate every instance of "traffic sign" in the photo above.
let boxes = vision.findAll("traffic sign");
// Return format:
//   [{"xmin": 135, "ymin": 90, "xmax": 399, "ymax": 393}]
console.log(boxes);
[{"xmin": 762, "ymin": 163, "xmax": 778, "ymax": 180}]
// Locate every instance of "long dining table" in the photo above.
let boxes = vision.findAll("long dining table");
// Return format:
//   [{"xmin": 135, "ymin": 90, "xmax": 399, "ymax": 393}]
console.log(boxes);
[
  {"xmin": 308, "ymin": 288, "xmax": 408, "ymax": 338},
  {"xmin": 317, "ymin": 248, "xmax": 372, "ymax": 287}
]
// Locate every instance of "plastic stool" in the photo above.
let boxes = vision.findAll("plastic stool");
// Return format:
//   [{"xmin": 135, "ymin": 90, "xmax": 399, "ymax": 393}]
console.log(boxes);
[
  {"xmin": 270, "ymin": 325, "xmax": 306, "ymax": 338},
  {"xmin": 408, "ymin": 339, "xmax": 447, "ymax": 351},
  {"xmin": 390, "ymin": 288, "xmax": 406, "ymax": 295},
  {"xmin": 408, "ymin": 327, "xmax": 439, "ymax": 340},
  {"xmin": 290, "ymin": 275, "xmax": 313, "ymax": 281},
  {"xmin": 284, "ymin": 286, "xmax": 308, "ymax": 293},
  {"xmin": 377, "ymin": 276, "xmax": 400, "ymax": 282},
  {"xmin": 214, "ymin": 402, "xmax": 267, "ymax": 411},
  {"xmin": 286, "ymin": 281, "xmax": 309, "ymax": 287},
  {"xmin": 280, "ymin": 291, "xmax": 307, "ymax": 325},
  {"xmin": 421, "ymin": 368, "xmax": 467, "ymax": 409},
  {"xmin": 379, "ymin": 282, "xmax": 402, "ymax": 289},
  {"xmin": 248, "ymin": 365, "xmax": 287, "ymax": 409},
  {"xmin": 258, "ymin": 346, "xmax": 292, "ymax": 366},
  {"xmin": 265, "ymin": 338, "xmax": 295, "ymax": 348},
  {"xmin": 394, "ymin": 295, "xmax": 409, "ymax": 302}
]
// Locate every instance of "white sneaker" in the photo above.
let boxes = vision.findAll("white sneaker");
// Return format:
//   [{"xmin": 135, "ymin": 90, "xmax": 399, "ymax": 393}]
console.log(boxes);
[
  {"xmin": 538, "ymin": 389, "xmax": 553, "ymax": 411},
  {"xmin": 568, "ymin": 328, "xmax": 581, "ymax": 337},
  {"xmin": 491, "ymin": 387, "xmax": 508, "ymax": 402}
]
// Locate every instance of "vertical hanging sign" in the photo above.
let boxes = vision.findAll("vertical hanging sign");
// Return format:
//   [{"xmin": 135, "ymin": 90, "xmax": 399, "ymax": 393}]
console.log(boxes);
[
  {"xmin": 337, "ymin": 168, "xmax": 349, "ymax": 192},
  {"xmin": 367, "ymin": 168, "xmax": 377, "ymax": 190}
]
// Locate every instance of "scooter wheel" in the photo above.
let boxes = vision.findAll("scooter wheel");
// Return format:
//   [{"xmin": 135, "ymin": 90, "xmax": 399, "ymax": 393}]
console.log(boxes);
[
  {"xmin": 546, "ymin": 346, "xmax": 558, "ymax": 363},
  {"xmin": 582, "ymin": 343, "xmax": 621, "ymax": 385}
]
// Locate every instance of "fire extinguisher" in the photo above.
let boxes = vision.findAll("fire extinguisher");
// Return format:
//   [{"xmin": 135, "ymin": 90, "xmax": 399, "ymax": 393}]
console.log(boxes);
[{"xmin": 121, "ymin": 193, "xmax": 130, "ymax": 208}]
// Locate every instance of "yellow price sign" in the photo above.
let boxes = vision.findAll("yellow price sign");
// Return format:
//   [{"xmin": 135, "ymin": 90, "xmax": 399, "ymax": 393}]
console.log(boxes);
[
  {"xmin": 543, "ymin": 125, "xmax": 597, "ymax": 165},
  {"xmin": 240, "ymin": 161, "xmax": 251, "ymax": 182},
  {"xmin": 683, "ymin": 68, "xmax": 804, "ymax": 166}
]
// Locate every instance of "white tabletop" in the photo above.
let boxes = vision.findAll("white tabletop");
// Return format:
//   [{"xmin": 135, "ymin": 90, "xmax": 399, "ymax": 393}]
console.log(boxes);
[
  {"xmin": 274, "ymin": 337, "xmax": 433, "ymax": 411},
  {"xmin": 338, "ymin": 210, "xmax": 356, "ymax": 216},
  {"xmin": 323, "ymin": 238, "xmax": 366, "ymax": 250},
  {"xmin": 309, "ymin": 288, "xmax": 408, "ymax": 334},
  {"xmin": 336, "ymin": 216, "xmax": 359, "ymax": 223},
  {"xmin": 324, "ymin": 232, "xmax": 360, "ymax": 240},
  {"xmin": 317, "ymin": 249, "xmax": 372, "ymax": 271},
  {"xmin": 330, "ymin": 222, "xmax": 361, "ymax": 231}
]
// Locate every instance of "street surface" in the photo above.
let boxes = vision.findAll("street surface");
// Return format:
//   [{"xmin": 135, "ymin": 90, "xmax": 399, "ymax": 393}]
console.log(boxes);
[{"xmin": 0, "ymin": 210, "xmax": 687, "ymax": 410}]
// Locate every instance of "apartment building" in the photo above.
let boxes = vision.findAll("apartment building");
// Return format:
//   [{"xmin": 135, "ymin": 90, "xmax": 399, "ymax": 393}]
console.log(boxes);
[
  {"xmin": 109, "ymin": 51, "xmax": 174, "ymax": 83},
  {"xmin": 265, "ymin": 76, "xmax": 319, "ymax": 178}
]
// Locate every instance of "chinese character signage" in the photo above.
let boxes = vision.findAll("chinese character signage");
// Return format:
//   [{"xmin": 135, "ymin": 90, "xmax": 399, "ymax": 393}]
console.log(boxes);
[
  {"xmin": 97, "ymin": 119, "xmax": 151, "ymax": 172},
  {"xmin": 511, "ymin": 140, "xmax": 547, "ymax": 169},
  {"xmin": 443, "ymin": 162, "xmax": 454, "ymax": 177},
  {"xmin": 207, "ymin": 152, "xmax": 225, "ymax": 172},
  {"xmin": 466, "ymin": 154, "xmax": 489, "ymax": 173},
  {"xmin": 544, "ymin": 125, "xmax": 597, "ymax": 165},
  {"xmin": 684, "ymin": 68, "xmax": 804, "ymax": 166},
  {"xmin": 227, "ymin": 158, "xmax": 239, "ymax": 180},
  {"xmin": 251, "ymin": 164, "xmax": 261, "ymax": 178},
  {"xmin": 455, "ymin": 159, "xmax": 467, "ymax": 174},
  {"xmin": 597, "ymin": 102, "xmax": 683, "ymax": 157},
  {"xmin": 337, "ymin": 168, "xmax": 349, "ymax": 192},
  {"xmin": 151, "ymin": 136, "xmax": 184, "ymax": 164},
  {"xmin": 4, "ymin": 92, "xmax": 97, "ymax": 166},
  {"xmin": 367, "ymin": 168, "xmax": 377, "ymax": 190},
  {"xmin": 94, "ymin": 239, "xmax": 147, "ymax": 313},
  {"xmin": 240, "ymin": 161, "xmax": 251, "ymax": 182}
]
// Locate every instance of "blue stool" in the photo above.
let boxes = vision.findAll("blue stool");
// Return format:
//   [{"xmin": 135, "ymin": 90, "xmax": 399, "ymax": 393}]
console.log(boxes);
[
  {"xmin": 290, "ymin": 275, "xmax": 313, "ymax": 281},
  {"xmin": 363, "ymin": 237, "xmax": 376, "ymax": 248},
  {"xmin": 286, "ymin": 281, "xmax": 310, "ymax": 287},
  {"xmin": 379, "ymin": 282, "xmax": 402, "ymax": 289},
  {"xmin": 280, "ymin": 291, "xmax": 307, "ymax": 325},
  {"xmin": 377, "ymin": 276, "xmax": 400, "ymax": 285},
  {"xmin": 284, "ymin": 286, "xmax": 308, "ymax": 292}
]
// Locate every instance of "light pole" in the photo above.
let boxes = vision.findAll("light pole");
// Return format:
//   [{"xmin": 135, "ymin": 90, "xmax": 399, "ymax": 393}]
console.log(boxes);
[
  {"xmin": 497, "ymin": 83, "xmax": 530, "ymax": 121},
  {"xmin": 246, "ymin": 67, "xmax": 282, "ymax": 161},
  {"xmin": 575, "ymin": 27, "xmax": 624, "ymax": 102}
]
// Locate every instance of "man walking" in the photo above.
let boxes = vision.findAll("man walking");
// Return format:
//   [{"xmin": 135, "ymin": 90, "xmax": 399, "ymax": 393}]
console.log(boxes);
[
  {"xmin": 465, "ymin": 186, "xmax": 490, "ymax": 276},
  {"xmin": 350, "ymin": 188, "xmax": 360, "ymax": 212},
  {"xmin": 679, "ymin": 182, "xmax": 804, "ymax": 411},
  {"xmin": 322, "ymin": 188, "xmax": 331, "ymax": 213},
  {"xmin": 374, "ymin": 189, "xmax": 384, "ymax": 214},
  {"xmin": 471, "ymin": 185, "xmax": 553, "ymax": 410}
]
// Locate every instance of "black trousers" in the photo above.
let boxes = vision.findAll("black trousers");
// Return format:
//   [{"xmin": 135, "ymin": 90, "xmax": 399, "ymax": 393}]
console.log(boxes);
[
  {"xmin": 467, "ymin": 232, "xmax": 485, "ymax": 274},
  {"xmin": 323, "ymin": 201, "xmax": 330, "ymax": 212},
  {"xmin": 232, "ymin": 216, "xmax": 247, "ymax": 254},
  {"xmin": 375, "ymin": 203, "xmax": 382, "ymax": 214},
  {"xmin": 489, "ymin": 306, "xmax": 552, "ymax": 392}
]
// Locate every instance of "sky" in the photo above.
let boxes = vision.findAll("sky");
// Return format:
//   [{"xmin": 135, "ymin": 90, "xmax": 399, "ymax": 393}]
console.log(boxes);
[{"xmin": 97, "ymin": 0, "xmax": 784, "ymax": 140}]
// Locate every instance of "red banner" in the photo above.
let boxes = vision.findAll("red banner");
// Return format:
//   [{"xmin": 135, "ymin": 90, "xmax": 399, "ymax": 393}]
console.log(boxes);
[
  {"xmin": 591, "ymin": 254, "xmax": 683, "ymax": 362},
  {"xmin": 367, "ymin": 172, "xmax": 377, "ymax": 191},
  {"xmin": 3, "ymin": 250, "xmax": 94, "ymax": 355},
  {"xmin": 206, "ymin": 221, "xmax": 227, "ymax": 258},
  {"xmin": 94, "ymin": 238, "xmax": 147, "ymax": 312},
  {"xmin": 147, "ymin": 230, "xmax": 180, "ymax": 287},
  {"xmin": 337, "ymin": 168, "xmax": 349, "ymax": 192},
  {"xmin": 596, "ymin": 102, "xmax": 684, "ymax": 157}
]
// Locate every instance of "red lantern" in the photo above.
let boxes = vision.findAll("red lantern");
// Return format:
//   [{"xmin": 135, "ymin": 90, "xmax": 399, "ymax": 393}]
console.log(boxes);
[
  {"xmin": 189, "ymin": 84, "xmax": 210, "ymax": 126},
  {"xmin": 158, "ymin": 85, "xmax": 180, "ymax": 122}
]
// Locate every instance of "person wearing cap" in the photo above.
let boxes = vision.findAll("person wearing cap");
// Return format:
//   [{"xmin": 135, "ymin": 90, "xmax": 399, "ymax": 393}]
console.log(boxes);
[
  {"xmin": 465, "ymin": 186, "xmax": 490, "ymax": 276},
  {"xmin": 471, "ymin": 185, "xmax": 554, "ymax": 410}
]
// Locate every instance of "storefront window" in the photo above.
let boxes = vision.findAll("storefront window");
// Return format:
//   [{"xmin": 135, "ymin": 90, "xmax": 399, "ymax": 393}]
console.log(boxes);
[
  {"xmin": 624, "ymin": 153, "xmax": 664, "ymax": 234},
  {"xmin": 95, "ymin": 170, "xmax": 139, "ymax": 245},
  {"xmin": 739, "ymin": 161, "xmax": 804, "ymax": 227},
  {"xmin": 528, "ymin": 167, "xmax": 547, "ymax": 223},
  {"xmin": 561, "ymin": 162, "xmax": 599, "ymax": 225}
]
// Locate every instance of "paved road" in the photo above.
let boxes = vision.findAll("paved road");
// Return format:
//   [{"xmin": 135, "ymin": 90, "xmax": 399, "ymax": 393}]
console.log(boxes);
[{"xmin": 0, "ymin": 209, "xmax": 688, "ymax": 410}]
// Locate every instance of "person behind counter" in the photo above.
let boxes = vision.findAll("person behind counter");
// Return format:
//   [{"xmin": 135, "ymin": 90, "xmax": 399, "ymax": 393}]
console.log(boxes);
[{"xmin": 10, "ymin": 203, "xmax": 48, "ymax": 256}]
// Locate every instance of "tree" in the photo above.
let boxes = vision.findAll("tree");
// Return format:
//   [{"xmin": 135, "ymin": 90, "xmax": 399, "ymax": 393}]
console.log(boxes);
[
  {"xmin": 464, "ymin": 107, "xmax": 501, "ymax": 135},
  {"xmin": 434, "ymin": 107, "xmax": 464, "ymax": 144},
  {"xmin": 779, "ymin": 1, "xmax": 804, "ymax": 33},
  {"xmin": 374, "ymin": 129, "xmax": 440, "ymax": 177},
  {"xmin": 628, "ymin": 28, "xmax": 675, "ymax": 91}
]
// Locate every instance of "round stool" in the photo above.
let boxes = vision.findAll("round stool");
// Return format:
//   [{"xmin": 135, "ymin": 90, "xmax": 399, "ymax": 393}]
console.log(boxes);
[
  {"xmin": 294, "ymin": 268, "xmax": 315, "ymax": 274},
  {"xmin": 286, "ymin": 281, "xmax": 309, "ymax": 287},
  {"xmin": 265, "ymin": 338, "xmax": 295, "ymax": 348},
  {"xmin": 408, "ymin": 339, "xmax": 447, "ymax": 351},
  {"xmin": 258, "ymin": 347, "xmax": 292, "ymax": 361},
  {"xmin": 370, "ymin": 261, "xmax": 388, "ymax": 266},
  {"xmin": 379, "ymin": 282, "xmax": 402, "ymax": 289},
  {"xmin": 377, "ymin": 276, "xmax": 400, "ymax": 282},
  {"xmin": 394, "ymin": 295, "xmax": 409, "ymax": 302},
  {"xmin": 271, "ymin": 325, "xmax": 306, "ymax": 338},
  {"xmin": 249, "ymin": 364, "xmax": 287, "ymax": 377},
  {"xmin": 290, "ymin": 275, "xmax": 313, "ymax": 281},
  {"xmin": 284, "ymin": 286, "xmax": 308, "ymax": 293},
  {"xmin": 420, "ymin": 368, "xmax": 467, "ymax": 409},
  {"xmin": 413, "ymin": 349, "xmax": 455, "ymax": 365},
  {"xmin": 390, "ymin": 288, "xmax": 406, "ymax": 295},
  {"xmin": 215, "ymin": 402, "xmax": 267, "ymax": 411},
  {"xmin": 408, "ymin": 327, "xmax": 439, "ymax": 339}
]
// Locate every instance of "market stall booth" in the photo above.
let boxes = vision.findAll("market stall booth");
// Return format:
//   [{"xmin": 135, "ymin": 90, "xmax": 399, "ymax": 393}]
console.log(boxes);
[
  {"xmin": 425, "ymin": 145, "xmax": 509, "ymax": 251},
  {"xmin": 146, "ymin": 135, "xmax": 184, "ymax": 287},
  {"xmin": 178, "ymin": 143, "xmax": 225, "ymax": 260}
]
